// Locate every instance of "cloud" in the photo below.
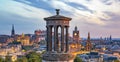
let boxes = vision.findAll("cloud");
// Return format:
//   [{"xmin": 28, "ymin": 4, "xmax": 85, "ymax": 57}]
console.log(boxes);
[
  {"xmin": 42, "ymin": 0, "xmax": 106, "ymax": 25},
  {"xmin": 0, "ymin": 0, "xmax": 52, "ymax": 34},
  {"xmin": 0, "ymin": 0, "xmax": 52, "ymax": 21},
  {"xmin": 2, "ymin": 0, "xmax": 118, "ymax": 26},
  {"xmin": 41, "ymin": 0, "xmax": 120, "ymax": 37},
  {"xmin": 0, "ymin": 0, "xmax": 120, "ymax": 37},
  {"xmin": 44, "ymin": 0, "xmax": 120, "ymax": 25}
]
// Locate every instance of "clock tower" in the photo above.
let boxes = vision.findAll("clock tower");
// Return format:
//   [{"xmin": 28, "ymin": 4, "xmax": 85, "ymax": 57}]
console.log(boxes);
[{"xmin": 73, "ymin": 26, "xmax": 80, "ymax": 43}]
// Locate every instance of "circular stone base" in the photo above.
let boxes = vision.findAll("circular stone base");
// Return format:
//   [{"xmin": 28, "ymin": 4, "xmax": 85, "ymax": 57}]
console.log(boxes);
[
  {"xmin": 42, "ymin": 60, "xmax": 74, "ymax": 62},
  {"xmin": 42, "ymin": 52, "xmax": 76, "ymax": 62}
]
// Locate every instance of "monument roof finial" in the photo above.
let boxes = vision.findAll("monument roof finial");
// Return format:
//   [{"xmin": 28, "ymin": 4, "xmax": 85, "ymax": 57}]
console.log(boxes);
[{"xmin": 56, "ymin": 9, "xmax": 60, "ymax": 15}]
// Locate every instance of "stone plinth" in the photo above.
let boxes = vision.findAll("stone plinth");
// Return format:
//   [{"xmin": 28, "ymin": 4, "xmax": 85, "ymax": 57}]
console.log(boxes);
[{"xmin": 42, "ymin": 52, "xmax": 75, "ymax": 62}]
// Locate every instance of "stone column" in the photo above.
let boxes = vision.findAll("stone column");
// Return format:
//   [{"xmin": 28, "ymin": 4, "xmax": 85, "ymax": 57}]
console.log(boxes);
[
  {"xmin": 48, "ymin": 26, "xmax": 52, "ymax": 51},
  {"xmin": 54, "ymin": 26, "xmax": 57, "ymax": 51},
  {"xmin": 61, "ymin": 26, "xmax": 64, "ymax": 52},
  {"xmin": 65, "ymin": 26, "xmax": 69, "ymax": 52},
  {"xmin": 46, "ymin": 26, "xmax": 49, "ymax": 51},
  {"xmin": 56, "ymin": 26, "xmax": 59, "ymax": 52}
]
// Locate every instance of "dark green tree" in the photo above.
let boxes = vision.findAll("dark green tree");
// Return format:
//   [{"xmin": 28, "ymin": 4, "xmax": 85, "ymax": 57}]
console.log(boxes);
[
  {"xmin": 114, "ymin": 60, "xmax": 120, "ymax": 62},
  {"xmin": 0, "ymin": 57, "xmax": 4, "ymax": 62},
  {"xmin": 4, "ymin": 55, "xmax": 12, "ymax": 62},
  {"xmin": 74, "ymin": 56, "xmax": 82, "ymax": 62},
  {"xmin": 26, "ymin": 52, "xmax": 42, "ymax": 62},
  {"xmin": 17, "ymin": 57, "xmax": 28, "ymax": 62},
  {"xmin": 22, "ymin": 46, "xmax": 33, "ymax": 51}
]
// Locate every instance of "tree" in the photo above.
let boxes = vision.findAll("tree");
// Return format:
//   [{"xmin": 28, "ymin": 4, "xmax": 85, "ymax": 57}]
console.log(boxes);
[
  {"xmin": 17, "ymin": 57, "xmax": 28, "ymax": 62},
  {"xmin": 74, "ymin": 56, "xmax": 82, "ymax": 62},
  {"xmin": 26, "ymin": 52, "xmax": 42, "ymax": 62},
  {"xmin": 0, "ymin": 57, "xmax": 4, "ymax": 62},
  {"xmin": 4, "ymin": 55, "xmax": 12, "ymax": 62},
  {"xmin": 114, "ymin": 60, "xmax": 120, "ymax": 62},
  {"xmin": 8, "ymin": 41, "xmax": 21, "ymax": 45},
  {"xmin": 22, "ymin": 46, "xmax": 33, "ymax": 51}
]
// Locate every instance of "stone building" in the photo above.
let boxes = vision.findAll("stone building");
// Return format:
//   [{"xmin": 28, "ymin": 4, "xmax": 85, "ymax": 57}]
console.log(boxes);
[{"xmin": 31, "ymin": 30, "xmax": 46, "ymax": 43}]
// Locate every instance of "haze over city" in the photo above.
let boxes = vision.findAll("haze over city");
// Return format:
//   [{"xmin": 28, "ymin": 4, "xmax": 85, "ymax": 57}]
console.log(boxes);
[{"xmin": 0, "ymin": 0, "xmax": 120, "ymax": 38}]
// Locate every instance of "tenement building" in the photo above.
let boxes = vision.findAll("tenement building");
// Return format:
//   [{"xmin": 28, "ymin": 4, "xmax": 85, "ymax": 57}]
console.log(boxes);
[{"xmin": 42, "ymin": 9, "xmax": 75, "ymax": 62}]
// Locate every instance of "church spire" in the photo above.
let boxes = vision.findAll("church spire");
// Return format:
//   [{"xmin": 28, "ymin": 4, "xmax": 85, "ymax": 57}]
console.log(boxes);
[
  {"xmin": 110, "ymin": 35, "xmax": 112, "ymax": 41},
  {"xmin": 11, "ymin": 24, "xmax": 15, "ymax": 36},
  {"xmin": 88, "ymin": 32, "xmax": 90, "ymax": 41},
  {"xmin": 86, "ymin": 32, "xmax": 92, "ymax": 51}
]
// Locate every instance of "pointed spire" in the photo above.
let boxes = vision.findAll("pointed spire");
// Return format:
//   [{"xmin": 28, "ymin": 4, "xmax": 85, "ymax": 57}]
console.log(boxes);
[
  {"xmin": 75, "ymin": 26, "xmax": 77, "ymax": 31},
  {"xmin": 11, "ymin": 24, "xmax": 15, "ymax": 36},
  {"xmin": 88, "ymin": 32, "xmax": 90, "ymax": 40},
  {"xmin": 12, "ymin": 24, "xmax": 14, "ymax": 30},
  {"xmin": 110, "ymin": 35, "xmax": 112, "ymax": 41},
  {"xmin": 86, "ymin": 32, "xmax": 92, "ymax": 51}
]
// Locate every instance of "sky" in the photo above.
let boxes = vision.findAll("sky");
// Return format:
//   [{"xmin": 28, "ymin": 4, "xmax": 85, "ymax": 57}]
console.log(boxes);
[{"xmin": 0, "ymin": 0, "xmax": 120, "ymax": 38}]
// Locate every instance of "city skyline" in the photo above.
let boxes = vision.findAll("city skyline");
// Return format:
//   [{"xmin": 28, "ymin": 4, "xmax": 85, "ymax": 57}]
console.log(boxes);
[{"xmin": 0, "ymin": 0, "xmax": 120, "ymax": 38}]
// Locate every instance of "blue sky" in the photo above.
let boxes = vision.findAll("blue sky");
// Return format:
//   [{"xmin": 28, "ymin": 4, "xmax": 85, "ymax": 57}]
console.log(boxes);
[{"xmin": 0, "ymin": 0, "xmax": 120, "ymax": 38}]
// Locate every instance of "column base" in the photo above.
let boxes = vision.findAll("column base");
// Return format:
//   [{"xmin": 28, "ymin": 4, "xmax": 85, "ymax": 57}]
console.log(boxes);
[
  {"xmin": 42, "ymin": 52, "xmax": 76, "ymax": 62},
  {"xmin": 42, "ymin": 60, "xmax": 74, "ymax": 62}
]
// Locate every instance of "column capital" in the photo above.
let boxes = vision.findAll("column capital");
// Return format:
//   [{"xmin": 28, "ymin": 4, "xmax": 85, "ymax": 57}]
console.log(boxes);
[
  {"xmin": 60, "ymin": 25, "xmax": 65, "ymax": 27},
  {"xmin": 46, "ymin": 26, "xmax": 48, "ymax": 28},
  {"xmin": 65, "ymin": 26, "xmax": 69, "ymax": 28},
  {"xmin": 46, "ymin": 25, "xmax": 53, "ymax": 27}
]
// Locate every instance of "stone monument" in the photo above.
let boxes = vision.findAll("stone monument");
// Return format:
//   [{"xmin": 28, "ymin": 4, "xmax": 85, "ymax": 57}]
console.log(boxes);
[{"xmin": 42, "ymin": 9, "xmax": 75, "ymax": 62}]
